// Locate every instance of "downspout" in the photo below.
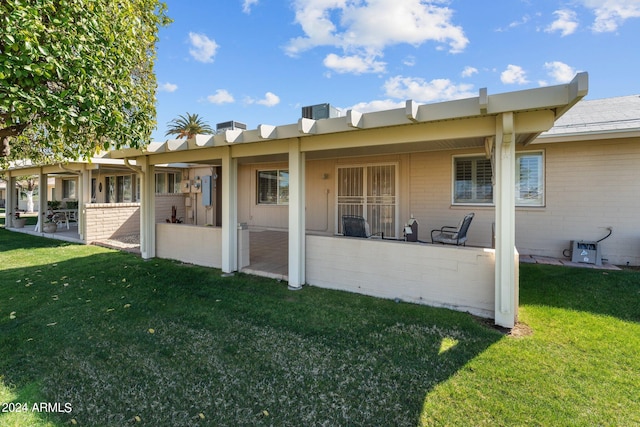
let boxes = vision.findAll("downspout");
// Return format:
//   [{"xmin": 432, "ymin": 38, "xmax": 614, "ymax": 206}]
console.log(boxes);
[{"xmin": 124, "ymin": 158, "xmax": 144, "ymax": 177}]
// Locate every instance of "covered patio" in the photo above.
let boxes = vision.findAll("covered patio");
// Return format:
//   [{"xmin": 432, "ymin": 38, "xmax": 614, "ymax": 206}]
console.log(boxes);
[{"xmin": 6, "ymin": 74, "xmax": 587, "ymax": 328}]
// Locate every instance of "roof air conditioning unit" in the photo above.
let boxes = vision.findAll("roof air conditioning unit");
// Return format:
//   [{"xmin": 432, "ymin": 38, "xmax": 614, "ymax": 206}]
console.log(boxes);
[
  {"xmin": 301, "ymin": 103, "xmax": 340, "ymax": 120},
  {"xmin": 216, "ymin": 121, "xmax": 247, "ymax": 133}
]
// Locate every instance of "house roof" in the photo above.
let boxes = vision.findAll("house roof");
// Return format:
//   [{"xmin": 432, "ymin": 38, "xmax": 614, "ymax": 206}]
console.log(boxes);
[{"xmin": 538, "ymin": 94, "xmax": 640, "ymax": 141}]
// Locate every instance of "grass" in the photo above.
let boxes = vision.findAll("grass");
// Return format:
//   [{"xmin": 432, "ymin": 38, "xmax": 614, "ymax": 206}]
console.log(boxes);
[
  {"xmin": 0, "ymin": 230, "xmax": 639, "ymax": 426},
  {"xmin": 0, "ymin": 210, "xmax": 38, "ymax": 227}
]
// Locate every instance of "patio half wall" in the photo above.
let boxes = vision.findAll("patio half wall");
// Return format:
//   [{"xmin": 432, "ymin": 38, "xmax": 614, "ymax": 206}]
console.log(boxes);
[{"xmin": 306, "ymin": 235, "xmax": 518, "ymax": 319}]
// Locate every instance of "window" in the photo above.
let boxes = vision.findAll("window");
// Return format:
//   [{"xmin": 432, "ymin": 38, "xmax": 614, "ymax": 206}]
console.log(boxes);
[
  {"xmin": 105, "ymin": 174, "xmax": 137, "ymax": 203},
  {"xmin": 453, "ymin": 157, "xmax": 493, "ymax": 204},
  {"xmin": 452, "ymin": 152, "xmax": 544, "ymax": 206},
  {"xmin": 337, "ymin": 164, "xmax": 397, "ymax": 237},
  {"xmin": 155, "ymin": 173, "xmax": 166, "ymax": 194},
  {"xmin": 516, "ymin": 153, "xmax": 544, "ymax": 206},
  {"xmin": 168, "ymin": 173, "xmax": 181, "ymax": 194},
  {"xmin": 62, "ymin": 179, "xmax": 76, "ymax": 199},
  {"xmin": 106, "ymin": 176, "xmax": 116, "ymax": 203},
  {"xmin": 155, "ymin": 172, "xmax": 182, "ymax": 194},
  {"xmin": 257, "ymin": 170, "xmax": 289, "ymax": 205}
]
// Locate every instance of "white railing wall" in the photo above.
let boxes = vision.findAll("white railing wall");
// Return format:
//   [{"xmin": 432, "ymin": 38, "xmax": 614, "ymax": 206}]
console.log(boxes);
[{"xmin": 306, "ymin": 235, "xmax": 502, "ymax": 319}]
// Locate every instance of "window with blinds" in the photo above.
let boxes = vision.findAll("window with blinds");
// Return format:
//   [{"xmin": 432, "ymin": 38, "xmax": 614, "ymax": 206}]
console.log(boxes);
[
  {"xmin": 453, "ymin": 152, "xmax": 544, "ymax": 206},
  {"xmin": 516, "ymin": 153, "xmax": 544, "ymax": 206},
  {"xmin": 257, "ymin": 170, "xmax": 289, "ymax": 205},
  {"xmin": 453, "ymin": 157, "xmax": 493, "ymax": 204}
]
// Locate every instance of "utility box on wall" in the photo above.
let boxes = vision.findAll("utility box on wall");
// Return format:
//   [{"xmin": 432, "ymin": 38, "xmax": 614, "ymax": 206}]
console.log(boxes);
[
  {"xmin": 202, "ymin": 175, "xmax": 213, "ymax": 206},
  {"xmin": 570, "ymin": 240, "xmax": 602, "ymax": 266}
]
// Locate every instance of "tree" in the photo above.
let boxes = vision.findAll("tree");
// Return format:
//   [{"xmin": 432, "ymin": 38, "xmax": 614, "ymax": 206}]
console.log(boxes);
[
  {"xmin": 16, "ymin": 176, "xmax": 37, "ymax": 212},
  {"xmin": 165, "ymin": 113, "xmax": 214, "ymax": 139},
  {"xmin": 0, "ymin": 0, "xmax": 171, "ymax": 167}
]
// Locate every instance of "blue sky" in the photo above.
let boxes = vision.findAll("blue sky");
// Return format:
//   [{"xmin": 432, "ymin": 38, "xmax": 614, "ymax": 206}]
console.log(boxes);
[{"xmin": 151, "ymin": 0, "xmax": 640, "ymax": 141}]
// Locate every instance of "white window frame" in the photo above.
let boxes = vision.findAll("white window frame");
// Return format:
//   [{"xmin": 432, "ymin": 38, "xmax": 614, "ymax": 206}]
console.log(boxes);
[
  {"xmin": 105, "ymin": 174, "xmax": 138, "ymax": 203},
  {"xmin": 451, "ymin": 151, "xmax": 545, "ymax": 207},
  {"xmin": 256, "ymin": 169, "xmax": 289, "ymax": 205},
  {"xmin": 62, "ymin": 179, "xmax": 77, "ymax": 199},
  {"xmin": 451, "ymin": 155, "xmax": 494, "ymax": 206}
]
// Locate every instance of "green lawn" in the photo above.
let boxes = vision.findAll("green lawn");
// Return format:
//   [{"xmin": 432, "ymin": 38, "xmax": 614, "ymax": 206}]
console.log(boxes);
[{"xmin": 0, "ymin": 230, "xmax": 639, "ymax": 426}]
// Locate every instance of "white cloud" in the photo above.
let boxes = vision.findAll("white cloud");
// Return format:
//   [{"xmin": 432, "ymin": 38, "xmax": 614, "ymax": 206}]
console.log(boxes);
[
  {"xmin": 403, "ymin": 56, "xmax": 416, "ymax": 67},
  {"xmin": 346, "ymin": 74, "xmax": 476, "ymax": 115},
  {"xmin": 207, "ymin": 89, "xmax": 235, "ymax": 104},
  {"xmin": 544, "ymin": 61, "xmax": 576, "ymax": 83},
  {"xmin": 461, "ymin": 66, "xmax": 478, "ymax": 78},
  {"xmin": 348, "ymin": 99, "xmax": 405, "ymax": 113},
  {"xmin": 582, "ymin": 0, "xmax": 640, "ymax": 32},
  {"xmin": 246, "ymin": 92, "xmax": 281, "ymax": 107},
  {"xmin": 500, "ymin": 64, "xmax": 529, "ymax": 84},
  {"xmin": 242, "ymin": 0, "xmax": 259, "ymax": 14},
  {"xmin": 323, "ymin": 53, "xmax": 386, "ymax": 74},
  {"xmin": 188, "ymin": 32, "xmax": 219, "ymax": 63},
  {"xmin": 285, "ymin": 0, "xmax": 468, "ymax": 74},
  {"xmin": 546, "ymin": 9, "xmax": 579, "ymax": 36},
  {"xmin": 383, "ymin": 75, "xmax": 475, "ymax": 102},
  {"xmin": 497, "ymin": 14, "xmax": 532, "ymax": 32},
  {"xmin": 158, "ymin": 82, "xmax": 178, "ymax": 93}
]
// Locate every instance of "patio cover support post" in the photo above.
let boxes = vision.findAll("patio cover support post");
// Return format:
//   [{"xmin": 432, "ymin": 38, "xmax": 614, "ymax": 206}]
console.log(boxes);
[
  {"xmin": 138, "ymin": 156, "xmax": 155, "ymax": 259},
  {"xmin": 494, "ymin": 112, "xmax": 518, "ymax": 328},
  {"xmin": 79, "ymin": 166, "xmax": 91, "ymax": 241},
  {"xmin": 221, "ymin": 146, "xmax": 238, "ymax": 273},
  {"xmin": 6, "ymin": 173, "xmax": 15, "ymax": 228},
  {"xmin": 288, "ymin": 138, "xmax": 305, "ymax": 289},
  {"xmin": 36, "ymin": 170, "xmax": 48, "ymax": 232}
]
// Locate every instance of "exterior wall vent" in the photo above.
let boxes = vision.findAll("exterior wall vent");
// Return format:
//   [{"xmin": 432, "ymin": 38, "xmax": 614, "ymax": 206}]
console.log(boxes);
[
  {"xmin": 301, "ymin": 103, "xmax": 341, "ymax": 120},
  {"xmin": 216, "ymin": 121, "xmax": 247, "ymax": 133}
]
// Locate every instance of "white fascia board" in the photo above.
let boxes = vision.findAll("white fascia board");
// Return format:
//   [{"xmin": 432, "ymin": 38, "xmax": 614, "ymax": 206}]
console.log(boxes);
[{"xmin": 533, "ymin": 129, "xmax": 640, "ymax": 144}]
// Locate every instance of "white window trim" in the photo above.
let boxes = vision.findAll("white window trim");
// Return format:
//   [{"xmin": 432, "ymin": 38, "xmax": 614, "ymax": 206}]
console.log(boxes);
[
  {"xmin": 256, "ymin": 169, "xmax": 289, "ymax": 206},
  {"xmin": 451, "ymin": 151, "xmax": 545, "ymax": 207}
]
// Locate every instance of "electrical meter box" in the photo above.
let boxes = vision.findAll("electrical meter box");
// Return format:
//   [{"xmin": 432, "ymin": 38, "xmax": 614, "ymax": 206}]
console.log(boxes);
[
  {"xmin": 570, "ymin": 240, "xmax": 602, "ymax": 266},
  {"xmin": 202, "ymin": 175, "xmax": 213, "ymax": 206}
]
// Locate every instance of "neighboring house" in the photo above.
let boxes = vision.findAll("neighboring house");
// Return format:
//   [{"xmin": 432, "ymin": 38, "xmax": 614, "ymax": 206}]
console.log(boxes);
[
  {"xmin": 2, "ymin": 74, "xmax": 609, "ymax": 329},
  {"xmin": 1, "ymin": 157, "xmax": 188, "ymax": 242}
]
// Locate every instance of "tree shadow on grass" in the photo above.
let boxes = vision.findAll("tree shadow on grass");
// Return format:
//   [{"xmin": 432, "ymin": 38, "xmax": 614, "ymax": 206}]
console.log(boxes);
[
  {"xmin": 519, "ymin": 263, "xmax": 640, "ymax": 323},
  {"xmin": 0, "ymin": 232, "xmax": 503, "ymax": 426}
]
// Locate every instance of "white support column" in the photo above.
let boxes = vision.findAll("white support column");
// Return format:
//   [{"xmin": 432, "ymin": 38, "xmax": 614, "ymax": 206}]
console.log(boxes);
[
  {"xmin": 221, "ymin": 146, "xmax": 238, "ymax": 273},
  {"xmin": 6, "ymin": 173, "xmax": 15, "ymax": 228},
  {"xmin": 36, "ymin": 171, "xmax": 48, "ymax": 232},
  {"xmin": 494, "ymin": 112, "xmax": 518, "ymax": 328},
  {"xmin": 138, "ymin": 156, "xmax": 155, "ymax": 259},
  {"xmin": 79, "ymin": 166, "xmax": 91, "ymax": 241},
  {"xmin": 288, "ymin": 139, "xmax": 306, "ymax": 289}
]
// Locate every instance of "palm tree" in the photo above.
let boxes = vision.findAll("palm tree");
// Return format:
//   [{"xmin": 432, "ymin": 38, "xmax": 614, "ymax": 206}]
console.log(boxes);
[{"xmin": 165, "ymin": 113, "xmax": 214, "ymax": 139}]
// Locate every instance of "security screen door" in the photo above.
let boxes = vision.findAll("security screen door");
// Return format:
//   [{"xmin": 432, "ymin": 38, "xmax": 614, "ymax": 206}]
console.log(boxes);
[{"xmin": 337, "ymin": 164, "xmax": 397, "ymax": 237}]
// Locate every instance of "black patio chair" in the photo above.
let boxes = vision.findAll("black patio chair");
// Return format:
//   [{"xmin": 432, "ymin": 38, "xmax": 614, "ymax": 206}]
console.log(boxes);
[
  {"xmin": 342, "ymin": 215, "xmax": 383, "ymax": 239},
  {"xmin": 431, "ymin": 213, "xmax": 475, "ymax": 246}
]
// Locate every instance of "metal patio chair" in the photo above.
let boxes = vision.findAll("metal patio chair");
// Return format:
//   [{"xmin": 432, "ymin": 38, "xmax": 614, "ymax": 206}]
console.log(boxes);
[
  {"xmin": 431, "ymin": 213, "xmax": 475, "ymax": 246},
  {"xmin": 342, "ymin": 215, "xmax": 383, "ymax": 239}
]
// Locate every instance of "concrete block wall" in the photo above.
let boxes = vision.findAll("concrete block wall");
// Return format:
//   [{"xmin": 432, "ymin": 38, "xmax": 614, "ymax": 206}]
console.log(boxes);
[
  {"xmin": 85, "ymin": 203, "xmax": 140, "ymax": 242},
  {"xmin": 155, "ymin": 194, "xmax": 187, "ymax": 224},
  {"xmin": 306, "ymin": 235, "xmax": 496, "ymax": 319}
]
